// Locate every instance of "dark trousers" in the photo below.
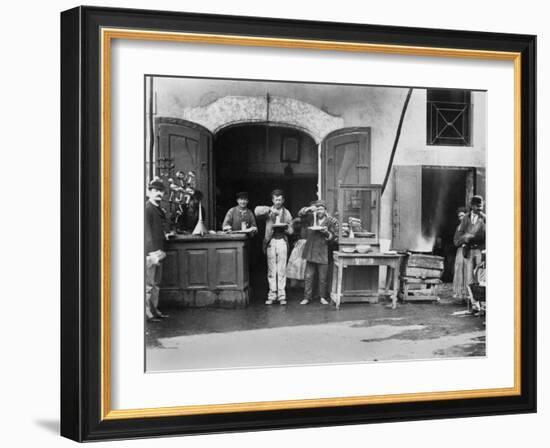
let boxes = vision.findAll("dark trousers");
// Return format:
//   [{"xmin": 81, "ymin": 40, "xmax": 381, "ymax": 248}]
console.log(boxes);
[{"xmin": 304, "ymin": 261, "xmax": 329, "ymax": 300}]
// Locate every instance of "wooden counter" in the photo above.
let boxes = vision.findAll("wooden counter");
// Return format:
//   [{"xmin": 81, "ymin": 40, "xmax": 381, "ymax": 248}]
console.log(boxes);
[{"xmin": 160, "ymin": 233, "xmax": 249, "ymax": 308}]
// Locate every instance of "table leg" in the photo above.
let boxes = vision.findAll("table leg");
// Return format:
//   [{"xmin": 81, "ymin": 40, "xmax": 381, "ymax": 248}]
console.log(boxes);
[
  {"xmin": 382, "ymin": 264, "xmax": 395, "ymax": 308},
  {"xmin": 330, "ymin": 261, "xmax": 338, "ymax": 307},
  {"xmin": 384, "ymin": 265, "xmax": 392, "ymax": 295},
  {"xmin": 390, "ymin": 266, "xmax": 397, "ymax": 309},
  {"xmin": 335, "ymin": 261, "xmax": 344, "ymax": 309}
]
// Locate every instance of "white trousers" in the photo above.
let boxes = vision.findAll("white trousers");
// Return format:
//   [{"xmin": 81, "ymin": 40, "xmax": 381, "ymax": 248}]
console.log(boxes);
[{"xmin": 266, "ymin": 238, "xmax": 287, "ymax": 301}]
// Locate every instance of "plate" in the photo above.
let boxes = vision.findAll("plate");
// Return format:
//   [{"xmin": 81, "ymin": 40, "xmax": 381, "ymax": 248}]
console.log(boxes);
[
  {"xmin": 355, "ymin": 231, "xmax": 375, "ymax": 237},
  {"xmin": 308, "ymin": 226, "xmax": 327, "ymax": 231}
]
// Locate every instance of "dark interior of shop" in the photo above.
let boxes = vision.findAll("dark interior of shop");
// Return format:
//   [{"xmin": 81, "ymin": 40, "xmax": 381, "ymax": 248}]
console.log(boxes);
[
  {"xmin": 421, "ymin": 166, "xmax": 473, "ymax": 282},
  {"xmin": 214, "ymin": 124, "xmax": 318, "ymax": 302}
]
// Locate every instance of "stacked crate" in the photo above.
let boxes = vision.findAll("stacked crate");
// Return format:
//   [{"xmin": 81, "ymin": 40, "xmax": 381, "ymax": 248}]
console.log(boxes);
[{"xmin": 401, "ymin": 254, "xmax": 445, "ymax": 303}]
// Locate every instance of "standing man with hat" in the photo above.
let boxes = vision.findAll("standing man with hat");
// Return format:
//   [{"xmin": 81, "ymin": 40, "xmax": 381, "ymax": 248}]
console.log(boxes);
[
  {"xmin": 454, "ymin": 195, "xmax": 486, "ymax": 309},
  {"xmin": 254, "ymin": 189, "xmax": 293, "ymax": 305},
  {"xmin": 222, "ymin": 191, "xmax": 258, "ymax": 234},
  {"xmin": 298, "ymin": 200, "xmax": 339, "ymax": 305},
  {"xmin": 145, "ymin": 179, "xmax": 171, "ymax": 321}
]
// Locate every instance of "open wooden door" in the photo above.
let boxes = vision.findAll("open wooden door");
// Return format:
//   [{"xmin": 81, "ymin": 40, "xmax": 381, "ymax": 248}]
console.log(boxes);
[
  {"xmin": 321, "ymin": 128, "xmax": 371, "ymax": 216},
  {"xmin": 322, "ymin": 128, "xmax": 375, "ymax": 296},
  {"xmin": 155, "ymin": 118, "xmax": 214, "ymax": 226},
  {"xmin": 392, "ymin": 165, "xmax": 422, "ymax": 250}
]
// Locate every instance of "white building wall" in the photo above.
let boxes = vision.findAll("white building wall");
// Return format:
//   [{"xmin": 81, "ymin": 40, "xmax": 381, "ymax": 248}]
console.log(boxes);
[{"xmin": 151, "ymin": 78, "xmax": 487, "ymax": 241}]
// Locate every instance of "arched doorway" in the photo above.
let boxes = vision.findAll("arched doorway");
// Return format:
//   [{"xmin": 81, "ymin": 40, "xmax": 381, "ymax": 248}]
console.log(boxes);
[{"xmin": 214, "ymin": 123, "xmax": 319, "ymax": 302}]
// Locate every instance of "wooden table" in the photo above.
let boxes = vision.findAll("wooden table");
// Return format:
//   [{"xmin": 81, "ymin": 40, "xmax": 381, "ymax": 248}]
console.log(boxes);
[{"xmin": 330, "ymin": 252, "xmax": 405, "ymax": 309}]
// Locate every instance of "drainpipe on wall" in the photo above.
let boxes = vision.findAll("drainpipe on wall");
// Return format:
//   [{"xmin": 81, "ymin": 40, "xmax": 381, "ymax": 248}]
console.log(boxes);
[
  {"xmin": 381, "ymin": 88, "xmax": 413, "ymax": 195},
  {"xmin": 148, "ymin": 76, "xmax": 155, "ymax": 182}
]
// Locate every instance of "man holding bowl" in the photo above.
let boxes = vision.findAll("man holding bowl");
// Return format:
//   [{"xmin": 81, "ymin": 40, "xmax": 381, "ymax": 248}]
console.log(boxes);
[{"xmin": 298, "ymin": 200, "xmax": 339, "ymax": 305}]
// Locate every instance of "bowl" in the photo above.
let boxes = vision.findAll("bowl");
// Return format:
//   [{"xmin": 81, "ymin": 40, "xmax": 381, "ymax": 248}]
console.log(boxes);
[
  {"xmin": 355, "ymin": 244, "xmax": 372, "ymax": 254},
  {"xmin": 341, "ymin": 247, "xmax": 356, "ymax": 253}
]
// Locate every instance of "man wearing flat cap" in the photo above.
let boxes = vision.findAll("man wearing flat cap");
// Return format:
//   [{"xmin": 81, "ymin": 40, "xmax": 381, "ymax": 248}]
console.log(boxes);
[
  {"xmin": 454, "ymin": 195, "xmax": 486, "ymax": 308},
  {"xmin": 254, "ymin": 189, "xmax": 293, "ymax": 305},
  {"xmin": 298, "ymin": 199, "xmax": 339, "ymax": 305},
  {"xmin": 145, "ymin": 179, "xmax": 171, "ymax": 321},
  {"xmin": 222, "ymin": 191, "xmax": 258, "ymax": 234}
]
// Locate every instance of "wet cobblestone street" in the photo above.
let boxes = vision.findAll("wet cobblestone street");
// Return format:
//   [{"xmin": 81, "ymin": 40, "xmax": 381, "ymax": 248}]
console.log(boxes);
[{"xmin": 146, "ymin": 284, "xmax": 486, "ymax": 371}]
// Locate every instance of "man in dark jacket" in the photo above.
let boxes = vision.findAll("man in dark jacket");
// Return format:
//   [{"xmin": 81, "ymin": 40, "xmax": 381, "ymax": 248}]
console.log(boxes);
[
  {"xmin": 145, "ymin": 179, "xmax": 170, "ymax": 321},
  {"xmin": 298, "ymin": 200, "xmax": 339, "ymax": 305},
  {"xmin": 454, "ymin": 195, "xmax": 486, "ymax": 310}
]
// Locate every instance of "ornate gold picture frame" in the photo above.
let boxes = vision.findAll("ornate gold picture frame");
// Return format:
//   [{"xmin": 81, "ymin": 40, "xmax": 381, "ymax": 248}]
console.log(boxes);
[{"xmin": 61, "ymin": 6, "xmax": 536, "ymax": 441}]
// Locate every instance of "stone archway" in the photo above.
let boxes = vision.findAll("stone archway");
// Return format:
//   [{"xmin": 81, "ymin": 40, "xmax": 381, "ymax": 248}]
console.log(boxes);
[{"xmin": 178, "ymin": 95, "xmax": 344, "ymax": 144}]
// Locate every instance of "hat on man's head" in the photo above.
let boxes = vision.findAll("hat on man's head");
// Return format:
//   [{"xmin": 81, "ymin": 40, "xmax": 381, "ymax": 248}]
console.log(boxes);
[
  {"xmin": 470, "ymin": 195, "xmax": 484, "ymax": 206},
  {"xmin": 236, "ymin": 191, "xmax": 249, "ymax": 199},
  {"xmin": 271, "ymin": 189, "xmax": 284, "ymax": 198},
  {"xmin": 148, "ymin": 179, "xmax": 166, "ymax": 191},
  {"xmin": 313, "ymin": 199, "xmax": 327, "ymax": 209}
]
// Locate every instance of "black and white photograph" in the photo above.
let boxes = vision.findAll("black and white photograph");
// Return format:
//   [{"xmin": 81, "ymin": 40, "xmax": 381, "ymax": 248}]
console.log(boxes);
[
  {"xmin": 144, "ymin": 76, "xmax": 488, "ymax": 372},
  {"xmin": 0, "ymin": 0, "xmax": 543, "ymax": 444}
]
